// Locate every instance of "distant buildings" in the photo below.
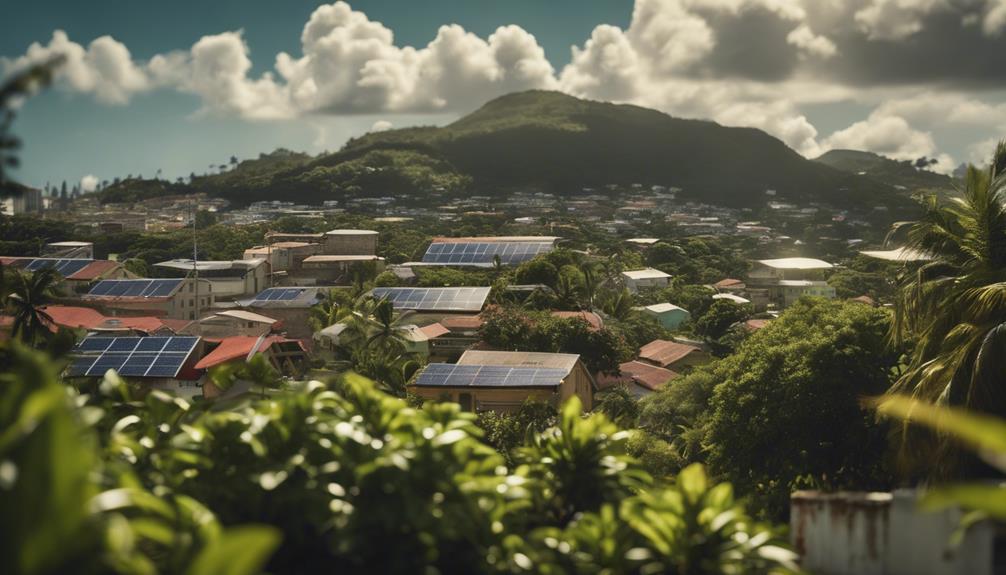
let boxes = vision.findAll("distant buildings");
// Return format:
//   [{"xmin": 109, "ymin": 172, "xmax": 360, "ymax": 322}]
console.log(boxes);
[
  {"xmin": 621, "ymin": 268, "xmax": 672, "ymax": 293},
  {"xmin": 154, "ymin": 259, "xmax": 269, "ymax": 300},
  {"xmin": 2, "ymin": 187, "xmax": 43, "ymax": 215},
  {"xmin": 747, "ymin": 257, "xmax": 836, "ymax": 309},
  {"xmin": 638, "ymin": 303, "xmax": 691, "ymax": 330}
]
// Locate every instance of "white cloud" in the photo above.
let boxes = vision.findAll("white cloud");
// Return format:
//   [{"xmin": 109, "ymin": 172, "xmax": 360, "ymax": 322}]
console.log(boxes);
[
  {"xmin": 820, "ymin": 110, "xmax": 956, "ymax": 172},
  {"xmin": 786, "ymin": 24, "xmax": 837, "ymax": 58},
  {"xmin": 371, "ymin": 120, "xmax": 393, "ymax": 132},
  {"xmin": 80, "ymin": 174, "xmax": 99, "ymax": 192}
]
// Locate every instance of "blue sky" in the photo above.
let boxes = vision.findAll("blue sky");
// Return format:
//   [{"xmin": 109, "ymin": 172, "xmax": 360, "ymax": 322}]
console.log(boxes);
[{"xmin": 4, "ymin": 0, "xmax": 1006, "ymax": 190}]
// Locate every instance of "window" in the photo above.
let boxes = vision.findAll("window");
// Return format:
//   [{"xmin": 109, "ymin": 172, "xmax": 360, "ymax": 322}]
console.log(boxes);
[
  {"xmin": 458, "ymin": 393, "xmax": 474, "ymax": 412},
  {"xmin": 189, "ymin": 284, "xmax": 194, "ymax": 293},
  {"xmin": 190, "ymin": 299, "xmax": 195, "ymax": 307}
]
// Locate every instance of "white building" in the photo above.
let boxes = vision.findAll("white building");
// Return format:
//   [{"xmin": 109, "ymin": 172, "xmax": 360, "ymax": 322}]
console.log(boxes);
[
  {"xmin": 154, "ymin": 259, "xmax": 268, "ymax": 300},
  {"xmin": 621, "ymin": 268, "xmax": 672, "ymax": 292}
]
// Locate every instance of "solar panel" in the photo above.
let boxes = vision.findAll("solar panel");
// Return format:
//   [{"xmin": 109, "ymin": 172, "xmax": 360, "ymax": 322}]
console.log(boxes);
[
  {"xmin": 21, "ymin": 258, "xmax": 93, "ymax": 277},
  {"xmin": 68, "ymin": 335, "xmax": 199, "ymax": 379},
  {"xmin": 87, "ymin": 279, "xmax": 183, "ymax": 298},
  {"xmin": 371, "ymin": 287, "xmax": 490, "ymax": 312},
  {"xmin": 415, "ymin": 364, "xmax": 568, "ymax": 388},
  {"xmin": 420, "ymin": 241, "xmax": 554, "ymax": 266}
]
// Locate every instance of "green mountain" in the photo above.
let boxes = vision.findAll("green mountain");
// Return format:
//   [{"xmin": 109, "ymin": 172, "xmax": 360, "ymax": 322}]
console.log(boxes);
[
  {"xmin": 813, "ymin": 149, "xmax": 954, "ymax": 192},
  {"xmin": 98, "ymin": 91, "xmax": 912, "ymax": 209}
]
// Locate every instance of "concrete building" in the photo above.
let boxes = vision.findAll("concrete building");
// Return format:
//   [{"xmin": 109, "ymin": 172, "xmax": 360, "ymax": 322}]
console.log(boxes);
[
  {"xmin": 293, "ymin": 255, "xmax": 385, "ymax": 285},
  {"xmin": 638, "ymin": 303, "xmax": 691, "ymax": 330},
  {"xmin": 196, "ymin": 335, "xmax": 308, "ymax": 398},
  {"xmin": 322, "ymin": 229, "xmax": 379, "ymax": 255},
  {"xmin": 748, "ymin": 257, "xmax": 835, "ymax": 309},
  {"xmin": 154, "ymin": 259, "xmax": 269, "ymax": 300},
  {"xmin": 243, "ymin": 242, "xmax": 318, "ymax": 273},
  {"xmin": 43, "ymin": 241, "xmax": 94, "ymax": 259},
  {"xmin": 82, "ymin": 278, "xmax": 215, "ymax": 321},
  {"xmin": 181, "ymin": 309, "xmax": 281, "ymax": 338},
  {"xmin": 411, "ymin": 350, "xmax": 597, "ymax": 413},
  {"xmin": 2, "ymin": 187, "xmax": 43, "ymax": 214},
  {"xmin": 621, "ymin": 268, "xmax": 672, "ymax": 292},
  {"xmin": 234, "ymin": 287, "xmax": 327, "ymax": 340}
]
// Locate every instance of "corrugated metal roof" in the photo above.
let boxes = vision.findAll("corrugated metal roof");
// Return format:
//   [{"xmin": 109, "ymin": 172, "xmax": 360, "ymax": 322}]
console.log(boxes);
[
  {"xmin": 639, "ymin": 339, "xmax": 702, "ymax": 368},
  {"xmin": 457, "ymin": 350, "xmax": 580, "ymax": 374},
  {"xmin": 757, "ymin": 258, "xmax": 833, "ymax": 270}
]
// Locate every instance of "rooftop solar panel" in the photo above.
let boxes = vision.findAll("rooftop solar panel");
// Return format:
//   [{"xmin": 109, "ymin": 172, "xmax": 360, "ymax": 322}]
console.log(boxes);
[
  {"xmin": 420, "ymin": 241, "xmax": 554, "ymax": 266},
  {"xmin": 371, "ymin": 287, "xmax": 490, "ymax": 312},
  {"xmin": 68, "ymin": 335, "xmax": 199, "ymax": 379},
  {"xmin": 414, "ymin": 364, "xmax": 568, "ymax": 388},
  {"xmin": 87, "ymin": 279, "xmax": 183, "ymax": 299},
  {"xmin": 22, "ymin": 258, "xmax": 93, "ymax": 277}
]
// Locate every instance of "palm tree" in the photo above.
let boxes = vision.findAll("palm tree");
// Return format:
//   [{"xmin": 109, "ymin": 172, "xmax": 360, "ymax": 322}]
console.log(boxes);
[
  {"xmin": 600, "ymin": 288, "xmax": 635, "ymax": 321},
  {"xmin": 580, "ymin": 262, "xmax": 603, "ymax": 311},
  {"xmin": 887, "ymin": 140, "xmax": 1006, "ymax": 475},
  {"xmin": 7, "ymin": 268, "xmax": 59, "ymax": 344}
]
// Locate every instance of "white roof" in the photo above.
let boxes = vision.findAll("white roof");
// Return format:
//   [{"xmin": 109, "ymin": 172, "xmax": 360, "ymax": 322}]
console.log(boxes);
[
  {"xmin": 757, "ymin": 257, "xmax": 833, "ymax": 270},
  {"xmin": 777, "ymin": 279, "xmax": 829, "ymax": 287},
  {"xmin": 626, "ymin": 238, "xmax": 660, "ymax": 245},
  {"xmin": 859, "ymin": 247, "xmax": 933, "ymax": 262},
  {"xmin": 622, "ymin": 268, "xmax": 672, "ymax": 280},
  {"xmin": 712, "ymin": 293, "xmax": 751, "ymax": 304},
  {"xmin": 213, "ymin": 310, "xmax": 279, "ymax": 324},
  {"xmin": 302, "ymin": 255, "xmax": 384, "ymax": 263},
  {"xmin": 47, "ymin": 241, "xmax": 93, "ymax": 247},
  {"xmin": 325, "ymin": 229, "xmax": 379, "ymax": 235},
  {"xmin": 155, "ymin": 259, "xmax": 266, "ymax": 271},
  {"xmin": 644, "ymin": 303, "xmax": 689, "ymax": 314}
]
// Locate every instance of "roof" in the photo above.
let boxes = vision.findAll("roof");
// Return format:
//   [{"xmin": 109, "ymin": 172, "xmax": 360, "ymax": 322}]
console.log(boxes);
[
  {"xmin": 325, "ymin": 229, "xmax": 378, "ymax": 236},
  {"xmin": 69, "ymin": 260, "xmax": 122, "ymax": 281},
  {"xmin": 47, "ymin": 241, "xmax": 92, "ymax": 247},
  {"xmin": 457, "ymin": 350, "xmax": 580, "ymax": 374},
  {"xmin": 744, "ymin": 319, "xmax": 771, "ymax": 331},
  {"xmin": 302, "ymin": 255, "xmax": 384, "ymax": 263},
  {"xmin": 42, "ymin": 306, "xmax": 173, "ymax": 334},
  {"xmin": 413, "ymin": 363, "xmax": 569, "ymax": 389},
  {"xmin": 622, "ymin": 268, "xmax": 672, "ymax": 280},
  {"xmin": 439, "ymin": 315, "xmax": 484, "ymax": 331},
  {"xmin": 712, "ymin": 293, "xmax": 751, "ymax": 304},
  {"xmin": 597, "ymin": 361, "xmax": 679, "ymax": 392},
  {"xmin": 626, "ymin": 238, "xmax": 660, "ymax": 245},
  {"xmin": 213, "ymin": 309, "xmax": 280, "ymax": 324},
  {"xmin": 431, "ymin": 236, "xmax": 559, "ymax": 243},
  {"xmin": 757, "ymin": 258, "xmax": 833, "ymax": 270},
  {"xmin": 714, "ymin": 278, "xmax": 745, "ymax": 289},
  {"xmin": 639, "ymin": 339, "xmax": 703, "ymax": 367},
  {"xmin": 0, "ymin": 257, "xmax": 122, "ymax": 281},
  {"xmin": 418, "ymin": 322, "xmax": 451, "ymax": 339},
  {"xmin": 194, "ymin": 335, "xmax": 303, "ymax": 370},
  {"xmin": 551, "ymin": 311, "xmax": 604, "ymax": 331},
  {"xmin": 237, "ymin": 287, "xmax": 326, "ymax": 308},
  {"xmin": 859, "ymin": 247, "xmax": 933, "ymax": 262},
  {"xmin": 850, "ymin": 295, "xmax": 877, "ymax": 306},
  {"xmin": 155, "ymin": 259, "xmax": 266, "ymax": 272},
  {"xmin": 777, "ymin": 279, "xmax": 829, "ymax": 287},
  {"xmin": 643, "ymin": 303, "xmax": 689, "ymax": 314}
]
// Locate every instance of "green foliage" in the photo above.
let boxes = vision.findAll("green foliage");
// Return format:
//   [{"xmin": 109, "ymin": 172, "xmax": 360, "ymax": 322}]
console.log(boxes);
[
  {"xmin": 476, "ymin": 400, "xmax": 557, "ymax": 464},
  {"xmin": 514, "ymin": 258, "xmax": 558, "ymax": 287},
  {"xmin": 705, "ymin": 299, "xmax": 898, "ymax": 519},
  {"xmin": 826, "ymin": 268, "xmax": 892, "ymax": 300},
  {"xmin": 639, "ymin": 371, "xmax": 719, "ymax": 468},
  {"xmin": 6, "ymin": 268, "xmax": 58, "ymax": 345},
  {"xmin": 693, "ymin": 299, "xmax": 750, "ymax": 341},
  {"xmin": 595, "ymin": 385, "xmax": 641, "ymax": 428},
  {"xmin": 372, "ymin": 270, "xmax": 400, "ymax": 287},
  {"xmin": 606, "ymin": 312, "xmax": 674, "ymax": 352}
]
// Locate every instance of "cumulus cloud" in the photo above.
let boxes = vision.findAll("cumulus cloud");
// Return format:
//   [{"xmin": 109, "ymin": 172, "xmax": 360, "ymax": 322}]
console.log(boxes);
[
  {"xmin": 370, "ymin": 120, "xmax": 392, "ymax": 132},
  {"xmin": 80, "ymin": 174, "xmax": 99, "ymax": 193},
  {"xmin": 7, "ymin": 0, "xmax": 1006, "ymax": 165}
]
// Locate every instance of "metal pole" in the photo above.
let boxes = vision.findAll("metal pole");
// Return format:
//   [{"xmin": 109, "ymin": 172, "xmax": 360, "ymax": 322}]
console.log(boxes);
[{"xmin": 193, "ymin": 200, "xmax": 200, "ymax": 326}]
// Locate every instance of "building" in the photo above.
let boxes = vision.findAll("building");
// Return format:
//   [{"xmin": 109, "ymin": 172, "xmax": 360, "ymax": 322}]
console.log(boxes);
[
  {"xmin": 621, "ymin": 268, "xmax": 672, "ymax": 292},
  {"xmin": 293, "ymin": 255, "xmax": 385, "ymax": 285},
  {"xmin": 65, "ymin": 334, "xmax": 204, "ymax": 398},
  {"xmin": 596, "ymin": 360, "xmax": 679, "ymax": 397},
  {"xmin": 322, "ymin": 229, "xmax": 379, "ymax": 255},
  {"xmin": 154, "ymin": 259, "xmax": 269, "ymax": 300},
  {"xmin": 430, "ymin": 315, "xmax": 484, "ymax": 361},
  {"xmin": 712, "ymin": 293, "xmax": 751, "ymax": 305},
  {"xmin": 748, "ymin": 257, "xmax": 835, "ymax": 309},
  {"xmin": 2, "ymin": 187, "xmax": 43, "ymax": 214},
  {"xmin": 37, "ymin": 305, "xmax": 183, "ymax": 336},
  {"xmin": 43, "ymin": 241, "xmax": 94, "ymax": 259},
  {"xmin": 180, "ymin": 309, "xmax": 281, "ymax": 338},
  {"xmin": 638, "ymin": 339, "xmax": 710, "ymax": 372},
  {"xmin": 713, "ymin": 278, "xmax": 746, "ymax": 293},
  {"xmin": 639, "ymin": 303, "xmax": 691, "ymax": 330},
  {"xmin": 196, "ymin": 335, "xmax": 308, "ymax": 398},
  {"xmin": 243, "ymin": 241, "xmax": 318, "ymax": 273},
  {"xmin": 0, "ymin": 257, "xmax": 132, "ymax": 295},
  {"xmin": 234, "ymin": 287, "xmax": 327, "ymax": 340},
  {"xmin": 410, "ymin": 350, "xmax": 596, "ymax": 412},
  {"xmin": 82, "ymin": 278, "xmax": 215, "ymax": 320},
  {"xmin": 370, "ymin": 287, "xmax": 492, "ymax": 325}
]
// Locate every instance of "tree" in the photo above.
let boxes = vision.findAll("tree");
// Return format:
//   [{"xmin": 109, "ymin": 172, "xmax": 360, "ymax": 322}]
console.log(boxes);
[
  {"xmin": 705, "ymin": 298, "xmax": 899, "ymax": 519},
  {"xmin": 514, "ymin": 258, "xmax": 558, "ymax": 287},
  {"xmin": 693, "ymin": 299, "xmax": 750, "ymax": 354},
  {"xmin": 7, "ymin": 269, "xmax": 58, "ymax": 344},
  {"xmin": 888, "ymin": 140, "xmax": 1006, "ymax": 477}
]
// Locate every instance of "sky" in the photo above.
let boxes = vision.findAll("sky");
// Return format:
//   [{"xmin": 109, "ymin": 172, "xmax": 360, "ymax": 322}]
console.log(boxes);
[{"xmin": 4, "ymin": 0, "xmax": 1006, "ymax": 191}]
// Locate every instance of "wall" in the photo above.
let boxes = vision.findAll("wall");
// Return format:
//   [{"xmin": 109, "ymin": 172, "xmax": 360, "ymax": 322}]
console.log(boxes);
[{"xmin": 791, "ymin": 490, "xmax": 999, "ymax": 575}]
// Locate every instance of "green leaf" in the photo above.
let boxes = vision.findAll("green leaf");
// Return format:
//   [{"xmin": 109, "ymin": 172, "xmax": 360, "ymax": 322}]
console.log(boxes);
[
  {"xmin": 186, "ymin": 526, "xmax": 281, "ymax": 575},
  {"xmin": 920, "ymin": 484, "xmax": 1006, "ymax": 520},
  {"xmin": 873, "ymin": 395, "xmax": 1006, "ymax": 454}
]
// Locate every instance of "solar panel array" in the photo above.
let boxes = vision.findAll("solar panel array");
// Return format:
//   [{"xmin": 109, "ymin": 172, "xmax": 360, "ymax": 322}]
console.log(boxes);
[
  {"xmin": 415, "ymin": 363, "xmax": 568, "ymax": 388},
  {"xmin": 88, "ymin": 279, "xmax": 183, "ymax": 298},
  {"xmin": 251, "ymin": 288, "xmax": 309, "ymax": 302},
  {"xmin": 67, "ymin": 336, "xmax": 199, "ymax": 378},
  {"xmin": 372, "ymin": 287, "xmax": 490, "ymax": 312},
  {"xmin": 422, "ymin": 241, "xmax": 553, "ymax": 265},
  {"xmin": 22, "ymin": 258, "xmax": 93, "ymax": 277}
]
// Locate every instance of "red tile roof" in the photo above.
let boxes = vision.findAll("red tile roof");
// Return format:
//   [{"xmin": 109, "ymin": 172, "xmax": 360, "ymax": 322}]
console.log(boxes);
[
  {"xmin": 194, "ymin": 335, "xmax": 303, "ymax": 370},
  {"xmin": 439, "ymin": 315, "xmax": 484, "ymax": 331},
  {"xmin": 42, "ymin": 306, "xmax": 172, "ymax": 334},
  {"xmin": 551, "ymin": 311, "xmax": 604, "ymax": 331},
  {"xmin": 597, "ymin": 360, "xmax": 679, "ymax": 391},
  {"xmin": 638, "ymin": 339, "xmax": 702, "ymax": 368},
  {"xmin": 418, "ymin": 322, "xmax": 450, "ymax": 339},
  {"xmin": 744, "ymin": 319, "xmax": 771, "ymax": 331},
  {"xmin": 67, "ymin": 260, "xmax": 122, "ymax": 281},
  {"xmin": 714, "ymin": 278, "xmax": 745, "ymax": 289}
]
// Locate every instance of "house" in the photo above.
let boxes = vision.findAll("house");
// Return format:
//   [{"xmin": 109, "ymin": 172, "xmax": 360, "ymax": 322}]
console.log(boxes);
[
  {"xmin": 65, "ymin": 334, "xmax": 205, "ymax": 398},
  {"xmin": 399, "ymin": 323, "xmax": 452, "ymax": 358},
  {"xmin": 621, "ymin": 268, "xmax": 672, "ymax": 292},
  {"xmin": 154, "ymin": 259, "xmax": 269, "ymax": 300},
  {"xmin": 243, "ymin": 241, "xmax": 318, "ymax": 273},
  {"xmin": 292, "ymin": 255, "xmax": 386, "ymax": 285},
  {"xmin": 196, "ymin": 335, "xmax": 308, "ymax": 398},
  {"xmin": 370, "ymin": 287, "xmax": 491, "ymax": 326},
  {"xmin": 81, "ymin": 278, "xmax": 215, "ymax": 321},
  {"xmin": 712, "ymin": 293, "xmax": 751, "ymax": 305},
  {"xmin": 234, "ymin": 287, "xmax": 327, "ymax": 340},
  {"xmin": 747, "ymin": 258, "xmax": 835, "ymax": 309},
  {"xmin": 551, "ymin": 310, "xmax": 604, "ymax": 330},
  {"xmin": 596, "ymin": 360, "xmax": 679, "ymax": 397},
  {"xmin": 430, "ymin": 315, "xmax": 484, "ymax": 360},
  {"xmin": 713, "ymin": 278, "xmax": 746, "ymax": 293},
  {"xmin": 639, "ymin": 303, "xmax": 691, "ymax": 330},
  {"xmin": 43, "ymin": 241, "xmax": 94, "ymax": 258},
  {"xmin": 417, "ymin": 236, "xmax": 559, "ymax": 267},
  {"xmin": 626, "ymin": 238, "xmax": 660, "ymax": 247},
  {"xmin": 0, "ymin": 257, "xmax": 133, "ymax": 295},
  {"xmin": 410, "ymin": 350, "xmax": 596, "ymax": 412},
  {"xmin": 180, "ymin": 309, "xmax": 281, "ymax": 338},
  {"xmin": 638, "ymin": 339, "xmax": 710, "ymax": 371},
  {"xmin": 40, "ymin": 305, "xmax": 182, "ymax": 336}
]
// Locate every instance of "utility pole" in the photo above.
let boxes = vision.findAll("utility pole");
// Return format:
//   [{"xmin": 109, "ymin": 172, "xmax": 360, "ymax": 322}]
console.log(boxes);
[{"xmin": 192, "ymin": 199, "xmax": 200, "ymax": 331}]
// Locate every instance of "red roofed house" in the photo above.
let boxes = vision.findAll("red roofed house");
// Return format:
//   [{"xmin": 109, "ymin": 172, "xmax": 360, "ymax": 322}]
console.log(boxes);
[
  {"xmin": 551, "ymin": 311, "xmax": 604, "ymax": 331},
  {"xmin": 0, "ymin": 257, "xmax": 133, "ymax": 296},
  {"xmin": 596, "ymin": 360, "xmax": 679, "ymax": 397},
  {"xmin": 197, "ymin": 335, "xmax": 308, "ymax": 398},
  {"xmin": 41, "ymin": 305, "xmax": 179, "ymax": 335},
  {"xmin": 714, "ymin": 278, "xmax": 746, "ymax": 293},
  {"xmin": 638, "ymin": 339, "xmax": 711, "ymax": 372},
  {"xmin": 180, "ymin": 309, "xmax": 282, "ymax": 338},
  {"xmin": 429, "ymin": 315, "xmax": 484, "ymax": 361}
]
